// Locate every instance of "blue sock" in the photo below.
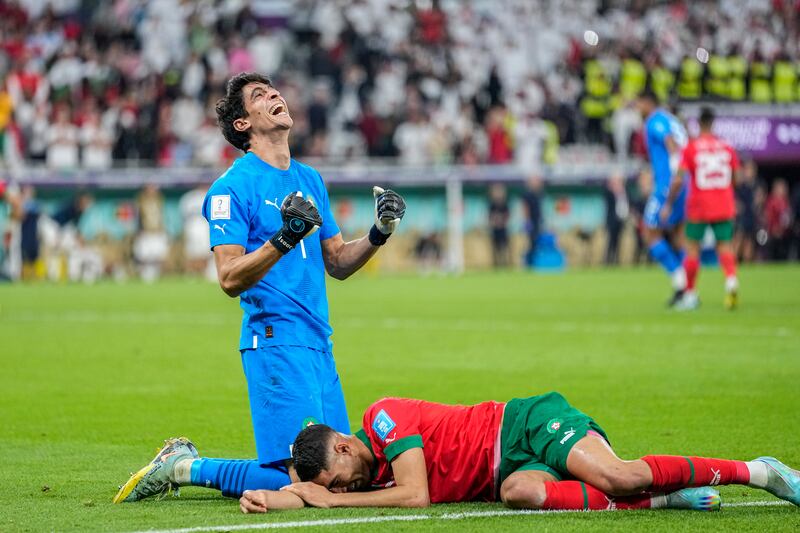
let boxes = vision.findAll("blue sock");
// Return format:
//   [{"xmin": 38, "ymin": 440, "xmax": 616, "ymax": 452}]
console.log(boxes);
[
  {"xmin": 649, "ymin": 238, "xmax": 681, "ymax": 274},
  {"xmin": 190, "ymin": 459, "xmax": 290, "ymax": 498}
]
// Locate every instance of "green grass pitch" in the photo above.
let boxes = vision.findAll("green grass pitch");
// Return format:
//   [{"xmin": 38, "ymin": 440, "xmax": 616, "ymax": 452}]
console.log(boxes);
[{"xmin": 1, "ymin": 265, "xmax": 800, "ymax": 532}]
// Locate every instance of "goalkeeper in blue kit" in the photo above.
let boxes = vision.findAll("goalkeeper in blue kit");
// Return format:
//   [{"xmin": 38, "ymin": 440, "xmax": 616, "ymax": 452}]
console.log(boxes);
[
  {"xmin": 114, "ymin": 72, "xmax": 406, "ymax": 503},
  {"xmin": 636, "ymin": 89, "xmax": 689, "ymax": 306}
]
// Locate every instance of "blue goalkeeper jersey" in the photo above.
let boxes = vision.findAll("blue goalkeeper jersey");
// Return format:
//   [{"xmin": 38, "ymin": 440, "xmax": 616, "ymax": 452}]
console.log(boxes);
[
  {"xmin": 202, "ymin": 152, "xmax": 340, "ymax": 352},
  {"xmin": 645, "ymin": 108, "xmax": 688, "ymax": 197}
]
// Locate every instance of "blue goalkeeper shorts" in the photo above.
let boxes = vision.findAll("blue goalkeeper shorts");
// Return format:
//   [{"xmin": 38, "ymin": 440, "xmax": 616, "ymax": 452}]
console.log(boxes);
[{"xmin": 240, "ymin": 345, "xmax": 350, "ymax": 465}]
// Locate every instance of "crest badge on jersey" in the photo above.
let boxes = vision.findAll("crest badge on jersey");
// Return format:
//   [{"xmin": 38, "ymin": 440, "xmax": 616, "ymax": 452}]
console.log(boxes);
[
  {"xmin": 211, "ymin": 195, "xmax": 231, "ymax": 220},
  {"xmin": 546, "ymin": 418, "xmax": 563, "ymax": 434},
  {"xmin": 372, "ymin": 409, "xmax": 396, "ymax": 441}
]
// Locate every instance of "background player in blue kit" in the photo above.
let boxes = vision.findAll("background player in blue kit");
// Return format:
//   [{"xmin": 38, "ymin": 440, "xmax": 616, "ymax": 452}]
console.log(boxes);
[
  {"xmin": 636, "ymin": 90, "xmax": 689, "ymax": 306},
  {"xmin": 113, "ymin": 72, "xmax": 406, "ymax": 503}
]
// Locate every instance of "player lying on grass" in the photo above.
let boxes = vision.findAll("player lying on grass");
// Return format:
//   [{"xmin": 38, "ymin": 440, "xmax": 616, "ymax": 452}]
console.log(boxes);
[{"xmin": 239, "ymin": 393, "xmax": 800, "ymax": 513}]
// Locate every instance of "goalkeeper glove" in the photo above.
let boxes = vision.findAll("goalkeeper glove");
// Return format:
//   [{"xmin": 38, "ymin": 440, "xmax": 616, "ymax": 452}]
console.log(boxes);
[
  {"xmin": 369, "ymin": 186, "xmax": 406, "ymax": 245},
  {"xmin": 269, "ymin": 192, "xmax": 322, "ymax": 254}
]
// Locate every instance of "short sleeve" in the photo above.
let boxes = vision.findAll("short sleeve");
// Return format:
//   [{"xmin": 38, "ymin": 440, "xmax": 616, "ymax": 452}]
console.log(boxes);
[
  {"xmin": 316, "ymin": 173, "xmax": 341, "ymax": 241},
  {"xmin": 202, "ymin": 180, "xmax": 251, "ymax": 250},
  {"xmin": 364, "ymin": 399, "xmax": 423, "ymax": 462}
]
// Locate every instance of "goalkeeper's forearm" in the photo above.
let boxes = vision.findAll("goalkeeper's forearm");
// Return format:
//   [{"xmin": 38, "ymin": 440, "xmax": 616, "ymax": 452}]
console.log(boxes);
[
  {"xmin": 214, "ymin": 242, "xmax": 284, "ymax": 297},
  {"xmin": 322, "ymin": 233, "xmax": 380, "ymax": 281}
]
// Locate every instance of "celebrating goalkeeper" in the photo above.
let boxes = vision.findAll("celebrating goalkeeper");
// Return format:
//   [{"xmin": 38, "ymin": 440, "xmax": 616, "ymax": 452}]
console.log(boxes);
[{"xmin": 114, "ymin": 72, "xmax": 406, "ymax": 504}]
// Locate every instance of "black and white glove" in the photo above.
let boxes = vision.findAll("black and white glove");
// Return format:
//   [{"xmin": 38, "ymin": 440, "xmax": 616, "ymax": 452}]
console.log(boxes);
[
  {"xmin": 269, "ymin": 192, "xmax": 322, "ymax": 254},
  {"xmin": 369, "ymin": 187, "xmax": 406, "ymax": 245}
]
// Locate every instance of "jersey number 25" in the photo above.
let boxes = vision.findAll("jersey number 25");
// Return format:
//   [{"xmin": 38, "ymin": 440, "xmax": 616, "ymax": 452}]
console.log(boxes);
[{"xmin": 695, "ymin": 151, "xmax": 732, "ymax": 190}]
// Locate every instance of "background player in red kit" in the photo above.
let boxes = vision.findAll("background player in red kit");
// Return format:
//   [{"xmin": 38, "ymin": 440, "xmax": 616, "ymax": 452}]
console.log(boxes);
[
  {"xmin": 662, "ymin": 107, "xmax": 740, "ymax": 310},
  {"xmin": 237, "ymin": 394, "xmax": 800, "ymax": 513}
]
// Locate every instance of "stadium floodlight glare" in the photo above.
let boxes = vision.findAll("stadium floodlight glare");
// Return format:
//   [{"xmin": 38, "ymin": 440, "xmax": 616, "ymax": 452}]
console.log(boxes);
[
  {"xmin": 583, "ymin": 30, "xmax": 599, "ymax": 46},
  {"xmin": 696, "ymin": 47, "xmax": 710, "ymax": 63}
]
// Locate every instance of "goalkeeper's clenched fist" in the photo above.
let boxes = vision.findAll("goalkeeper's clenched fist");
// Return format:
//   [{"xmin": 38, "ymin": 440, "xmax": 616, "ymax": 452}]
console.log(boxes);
[
  {"xmin": 269, "ymin": 192, "xmax": 323, "ymax": 254},
  {"xmin": 369, "ymin": 186, "xmax": 406, "ymax": 246}
]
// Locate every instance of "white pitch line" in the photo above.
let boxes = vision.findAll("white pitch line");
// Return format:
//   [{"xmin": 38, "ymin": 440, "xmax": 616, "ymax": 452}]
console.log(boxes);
[
  {"xmin": 725, "ymin": 500, "xmax": 791, "ymax": 508},
  {"xmin": 128, "ymin": 500, "xmax": 791, "ymax": 533},
  {"xmin": 130, "ymin": 514, "xmax": 430, "ymax": 533}
]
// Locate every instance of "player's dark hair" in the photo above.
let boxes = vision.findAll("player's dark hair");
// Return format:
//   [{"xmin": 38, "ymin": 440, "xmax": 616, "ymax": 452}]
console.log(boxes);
[
  {"xmin": 215, "ymin": 72, "xmax": 272, "ymax": 152},
  {"xmin": 292, "ymin": 424, "xmax": 337, "ymax": 482},
  {"xmin": 699, "ymin": 106, "xmax": 715, "ymax": 129},
  {"xmin": 638, "ymin": 86, "xmax": 658, "ymax": 103}
]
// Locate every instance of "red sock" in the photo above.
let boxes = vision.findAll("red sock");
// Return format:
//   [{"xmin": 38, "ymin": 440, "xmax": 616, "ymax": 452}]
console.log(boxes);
[
  {"xmin": 642, "ymin": 456, "xmax": 749, "ymax": 492},
  {"xmin": 684, "ymin": 255, "xmax": 700, "ymax": 290},
  {"xmin": 542, "ymin": 481, "xmax": 652, "ymax": 510},
  {"xmin": 718, "ymin": 251, "xmax": 737, "ymax": 278}
]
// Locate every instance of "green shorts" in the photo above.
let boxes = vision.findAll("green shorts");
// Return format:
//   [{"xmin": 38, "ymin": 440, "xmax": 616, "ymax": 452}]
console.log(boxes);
[
  {"xmin": 685, "ymin": 219, "xmax": 734, "ymax": 242},
  {"xmin": 499, "ymin": 392, "xmax": 607, "ymax": 484}
]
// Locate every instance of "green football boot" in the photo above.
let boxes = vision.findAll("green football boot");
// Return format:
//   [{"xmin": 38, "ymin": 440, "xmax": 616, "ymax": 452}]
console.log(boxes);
[
  {"xmin": 754, "ymin": 457, "xmax": 800, "ymax": 506},
  {"xmin": 665, "ymin": 487, "xmax": 721, "ymax": 511},
  {"xmin": 113, "ymin": 437, "xmax": 198, "ymax": 503}
]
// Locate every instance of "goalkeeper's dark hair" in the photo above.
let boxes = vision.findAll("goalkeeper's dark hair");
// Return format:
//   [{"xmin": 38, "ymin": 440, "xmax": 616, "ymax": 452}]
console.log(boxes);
[
  {"xmin": 216, "ymin": 72, "xmax": 272, "ymax": 152},
  {"xmin": 699, "ymin": 106, "xmax": 715, "ymax": 129},
  {"xmin": 292, "ymin": 424, "xmax": 337, "ymax": 481}
]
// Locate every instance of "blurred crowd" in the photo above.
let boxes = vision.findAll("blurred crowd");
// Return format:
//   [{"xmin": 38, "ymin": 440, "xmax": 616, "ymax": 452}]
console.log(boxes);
[
  {"xmin": 2, "ymin": 164, "xmax": 800, "ymax": 283},
  {"xmin": 0, "ymin": 182, "xmax": 216, "ymax": 282},
  {"xmin": 1, "ymin": 0, "xmax": 800, "ymax": 172},
  {"xmin": 485, "ymin": 163, "xmax": 800, "ymax": 270}
]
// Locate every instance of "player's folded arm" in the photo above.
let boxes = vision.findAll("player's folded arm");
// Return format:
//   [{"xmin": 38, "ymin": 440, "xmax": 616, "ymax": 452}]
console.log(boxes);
[
  {"xmin": 282, "ymin": 445, "xmax": 429, "ymax": 509},
  {"xmin": 332, "ymin": 446, "xmax": 430, "ymax": 508},
  {"xmin": 239, "ymin": 488, "xmax": 305, "ymax": 513}
]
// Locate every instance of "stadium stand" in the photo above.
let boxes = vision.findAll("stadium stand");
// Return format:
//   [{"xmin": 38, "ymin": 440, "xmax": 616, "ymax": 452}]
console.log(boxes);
[
  {"xmin": 2, "ymin": 0, "xmax": 800, "ymax": 169},
  {"xmin": 1, "ymin": 0, "xmax": 799, "ymax": 281}
]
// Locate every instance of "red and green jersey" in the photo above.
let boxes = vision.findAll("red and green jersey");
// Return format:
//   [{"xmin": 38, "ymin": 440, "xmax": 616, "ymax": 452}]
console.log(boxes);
[
  {"xmin": 356, "ymin": 397, "xmax": 505, "ymax": 503},
  {"xmin": 680, "ymin": 133, "xmax": 739, "ymax": 222}
]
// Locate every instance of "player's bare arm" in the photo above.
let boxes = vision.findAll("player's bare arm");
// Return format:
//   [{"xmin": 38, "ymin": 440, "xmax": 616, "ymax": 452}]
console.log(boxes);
[
  {"xmin": 239, "ymin": 488, "xmax": 305, "ymax": 512},
  {"xmin": 284, "ymin": 448, "xmax": 430, "ymax": 508},
  {"xmin": 213, "ymin": 243, "xmax": 282, "ymax": 297},
  {"xmin": 661, "ymin": 162, "xmax": 688, "ymax": 224},
  {"xmin": 321, "ymin": 233, "xmax": 378, "ymax": 280},
  {"xmin": 322, "ymin": 187, "xmax": 406, "ymax": 280},
  {"xmin": 665, "ymin": 134, "xmax": 681, "ymax": 158}
]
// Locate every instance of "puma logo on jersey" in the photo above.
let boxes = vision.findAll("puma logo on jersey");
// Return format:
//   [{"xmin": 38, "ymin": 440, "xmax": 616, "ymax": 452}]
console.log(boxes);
[
  {"xmin": 560, "ymin": 428, "xmax": 576, "ymax": 445},
  {"xmin": 384, "ymin": 433, "xmax": 397, "ymax": 444},
  {"xmin": 213, "ymin": 224, "xmax": 226, "ymax": 235},
  {"xmin": 264, "ymin": 198, "xmax": 280, "ymax": 210},
  {"xmin": 710, "ymin": 468, "xmax": 721, "ymax": 486}
]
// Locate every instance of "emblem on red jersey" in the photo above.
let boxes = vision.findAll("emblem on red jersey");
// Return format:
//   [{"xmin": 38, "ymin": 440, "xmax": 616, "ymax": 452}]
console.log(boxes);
[{"xmin": 372, "ymin": 409, "xmax": 397, "ymax": 441}]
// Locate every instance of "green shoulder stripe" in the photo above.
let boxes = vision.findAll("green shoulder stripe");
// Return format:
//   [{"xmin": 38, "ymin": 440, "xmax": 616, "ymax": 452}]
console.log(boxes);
[
  {"xmin": 384, "ymin": 435, "xmax": 424, "ymax": 462},
  {"xmin": 356, "ymin": 429, "xmax": 379, "ymax": 479}
]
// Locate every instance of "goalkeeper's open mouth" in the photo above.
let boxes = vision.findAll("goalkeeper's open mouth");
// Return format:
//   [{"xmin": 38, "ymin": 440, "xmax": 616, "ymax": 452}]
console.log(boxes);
[{"xmin": 269, "ymin": 101, "xmax": 288, "ymax": 116}]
